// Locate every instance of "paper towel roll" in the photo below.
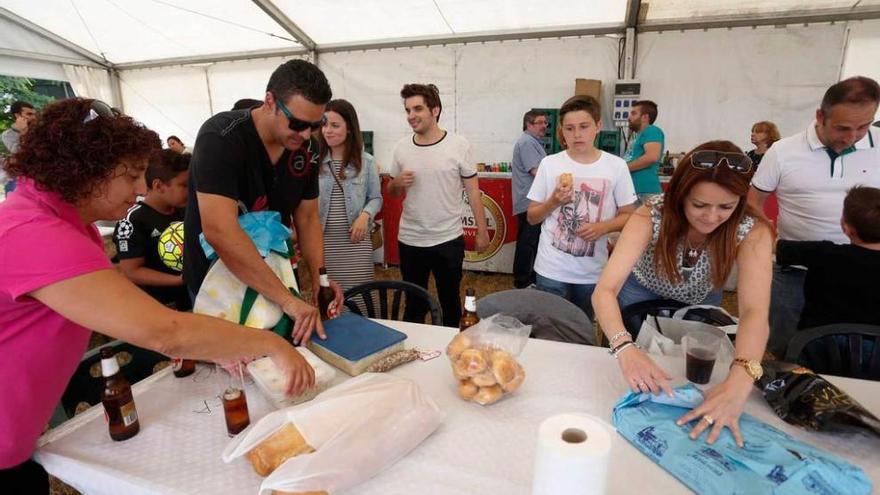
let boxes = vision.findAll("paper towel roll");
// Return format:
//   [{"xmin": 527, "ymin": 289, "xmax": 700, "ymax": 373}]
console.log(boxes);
[{"xmin": 532, "ymin": 413, "xmax": 612, "ymax": 495}]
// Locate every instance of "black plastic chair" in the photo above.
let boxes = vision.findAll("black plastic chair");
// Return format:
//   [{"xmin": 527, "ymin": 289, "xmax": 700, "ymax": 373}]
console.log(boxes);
[
  {"xmin": 343, "ymin": 280, "xmax": 443, "ymax": 326},
  {"xmin": 619, "ymin": 299, "xmax": 688, "ymax": 341},
  {"xmin": 783, "ymin": 324, "xmax": 880, "ymax": 381}
]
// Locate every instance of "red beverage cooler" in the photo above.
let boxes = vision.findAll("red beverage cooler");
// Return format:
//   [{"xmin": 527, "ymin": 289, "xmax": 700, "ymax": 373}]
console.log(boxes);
[{"xmin": 380, "ymin": 172, "xmax": 517, "ymax": 273}]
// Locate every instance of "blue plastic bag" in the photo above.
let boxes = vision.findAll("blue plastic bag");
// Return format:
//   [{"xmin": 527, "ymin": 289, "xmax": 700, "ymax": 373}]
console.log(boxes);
[
  {"xmin": 612, "ymin": 384, "xmax": 872, "ymax": 495},
  {"xmin": 199, "ymin": 211, "xmax": 292, "ymax": 260}
]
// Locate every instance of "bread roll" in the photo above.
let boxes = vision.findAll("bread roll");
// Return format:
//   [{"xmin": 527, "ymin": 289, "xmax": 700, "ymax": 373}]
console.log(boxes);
[
  {"xmin": 458, "ymin": 379, "xmax": 479, "ymax": 399},
  {"xmin": 490, "ymin": 354, "xmax": 518, "ymax": 386},
  {"xmin": 473, "ymin": 385, "xmax": 504, "ymax": 405},
  {"xmin": 558, "ymin": 172, "xmax": 573, "ymax": 187},
  {"xmin": 501, "ymin": 363, "xmax": 526, "ymax": 393},
  {"xmin": 459, "ymin": 349, "xmax": 488, "ymax": 376},
  {"xmin": 246, "ymin": 423, "xmax": 315, "ymax": 477},
  {"xmin": 446, "ymin": 333, "xmax": 472, "ymax": 361},
  {"xmin": 471, "ymin": 370, "xmax": 497, "ymax": 387}
]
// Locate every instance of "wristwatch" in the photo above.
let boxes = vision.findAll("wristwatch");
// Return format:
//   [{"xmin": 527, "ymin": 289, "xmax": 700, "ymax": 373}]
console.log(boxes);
[{"xmin": 731, "ymin": 358, "xmax": 763, "ymax": 381}]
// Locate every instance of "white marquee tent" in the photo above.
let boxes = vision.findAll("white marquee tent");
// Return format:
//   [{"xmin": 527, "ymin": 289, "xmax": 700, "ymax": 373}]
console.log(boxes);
[{"xmin": 2, "ymin": 0, "xmax": 880, "ymax": 167}]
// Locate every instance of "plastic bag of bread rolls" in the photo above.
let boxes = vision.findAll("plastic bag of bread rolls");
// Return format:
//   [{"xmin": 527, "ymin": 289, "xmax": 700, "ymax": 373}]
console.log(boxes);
[
  {"xmin": 447, "ymin": 314, "xmax": 530, "ymax": 405},
  {"xmin": 223, "ymin": 374, "xmax": 443, "ymax": 494}
]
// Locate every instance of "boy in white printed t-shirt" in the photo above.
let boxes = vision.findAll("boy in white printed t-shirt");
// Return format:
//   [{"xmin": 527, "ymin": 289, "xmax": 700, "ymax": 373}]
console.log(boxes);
[{"xmin": 527, "ymin": 95, "xmax": 637, "ymax": 318}]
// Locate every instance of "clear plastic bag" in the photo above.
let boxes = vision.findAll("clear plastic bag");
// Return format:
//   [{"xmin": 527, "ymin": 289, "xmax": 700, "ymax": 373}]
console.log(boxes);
[
  {"xmin": 446, "ymin": 314, "xmax": 531, "ymax": 405},
  {"xmin": 222, "ymin": 373, "xmax": 444, "ymax": 494}
]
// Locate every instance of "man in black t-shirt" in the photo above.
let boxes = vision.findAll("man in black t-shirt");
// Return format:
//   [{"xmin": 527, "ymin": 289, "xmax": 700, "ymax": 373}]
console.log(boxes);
[
  {"xmin": 115, "ymin": 150, "xmax": 190, "ymax": 309},
  {"xmin": 184, "ymin": 59, "xmax": 341, "ymax": 345}
]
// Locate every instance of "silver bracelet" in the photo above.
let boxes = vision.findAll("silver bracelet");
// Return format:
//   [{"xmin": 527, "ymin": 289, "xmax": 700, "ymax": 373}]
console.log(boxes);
[
  {"xmin": 608, "ymin": 330, "xmax": 631, "ymax": 346},
  {"xmin": 609, "ymin": 341, "xmax": 639, "ymax": 359}
]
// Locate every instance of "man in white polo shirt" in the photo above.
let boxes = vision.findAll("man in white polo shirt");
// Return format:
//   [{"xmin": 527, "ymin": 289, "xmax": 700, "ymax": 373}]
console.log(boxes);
[
  {"xmin": 748, "ymin": 76, "xmax": 880, "ymax": 356},
  {"xmin": 389, "ymin": 83, "xmax": 489, "ymax": 327}
]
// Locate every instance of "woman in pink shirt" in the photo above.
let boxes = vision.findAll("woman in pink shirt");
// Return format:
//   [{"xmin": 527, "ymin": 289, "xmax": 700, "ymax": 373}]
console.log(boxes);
[{"xmin": 0, "ymin": 99, "xmax": 315, "ymax": 492}]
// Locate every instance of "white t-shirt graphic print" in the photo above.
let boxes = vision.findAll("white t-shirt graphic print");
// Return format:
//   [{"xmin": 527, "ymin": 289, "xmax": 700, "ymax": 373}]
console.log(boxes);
[{"xmin": 527, "ymin": 150, "xmax": 636, "ymax": 284}]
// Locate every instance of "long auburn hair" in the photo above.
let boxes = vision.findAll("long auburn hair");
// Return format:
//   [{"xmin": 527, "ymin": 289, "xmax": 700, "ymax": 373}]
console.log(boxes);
[
  {"xmin": 317, "ymin": 99, "xmax": 364, "ymax": 179},
  {"xmin": 654, "ymin": 140, "xmax": 769, "ymax": 288}
]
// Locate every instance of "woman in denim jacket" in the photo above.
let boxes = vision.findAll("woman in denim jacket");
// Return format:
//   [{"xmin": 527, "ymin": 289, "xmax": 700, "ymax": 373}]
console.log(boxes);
[{"xmin": 317, "ymin": 99, "xmax": 382, "ymax": 292}]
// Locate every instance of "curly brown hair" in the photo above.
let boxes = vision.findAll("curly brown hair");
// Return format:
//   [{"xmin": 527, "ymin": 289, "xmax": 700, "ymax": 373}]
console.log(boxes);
[{"xmin": 5, "ymin": 98, "xmax": 160, "ymax": 203}]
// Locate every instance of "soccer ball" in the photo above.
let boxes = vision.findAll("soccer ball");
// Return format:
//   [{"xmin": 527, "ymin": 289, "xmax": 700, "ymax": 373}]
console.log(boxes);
[{"xmin": 158, "ymin": 221, "xmax": 184, "ymax": 272}]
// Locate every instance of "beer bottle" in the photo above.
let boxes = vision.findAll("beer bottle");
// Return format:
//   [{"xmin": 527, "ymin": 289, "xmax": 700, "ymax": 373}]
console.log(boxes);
[
  {"xmin": 100, "ymin": 347, "xmax": 140, "ymax": 441},
  {"xmin": 317, "ymin": 267, "xmax": 336, "ymax": 320},
  {"xmin": 172, "ymin": 358, "xmax": 196, "ymax": 378},
  {"xmin": 459, "ymin": 288, "xmax": 480, "ymax": 332}
]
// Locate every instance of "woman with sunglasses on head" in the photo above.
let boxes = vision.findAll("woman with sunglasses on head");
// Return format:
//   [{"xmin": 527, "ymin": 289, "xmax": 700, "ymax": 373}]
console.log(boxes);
[
  {"xmin": 592, "ymin": 140, "xmax": 773, "ymax": 447},
  {"xmin": 317, "ymin": 100, "xmax": 382, "ymax": 293},
  {"xmin": 0, "ymin": 99, "xmax": 315, "ymax": 492}
]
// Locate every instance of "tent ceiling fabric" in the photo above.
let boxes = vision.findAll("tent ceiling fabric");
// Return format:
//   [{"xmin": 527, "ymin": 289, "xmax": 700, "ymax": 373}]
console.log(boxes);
[
  {"xmin": 4, "ymin": 0, "xmax": 880, "ymax": 67},
  {"xmin": 0, "ymin": 0, "xmax": 300, "ymax": 64},
  {"xmin": 271, "ymin": 0, "xmax": 626, "ymax": 45}
]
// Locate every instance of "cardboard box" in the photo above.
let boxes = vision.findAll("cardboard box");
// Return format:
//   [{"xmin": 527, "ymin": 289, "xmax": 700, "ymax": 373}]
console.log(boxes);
[{"xmin": 574, "ymin": 78, "xmax": 602, "ymax": 100}]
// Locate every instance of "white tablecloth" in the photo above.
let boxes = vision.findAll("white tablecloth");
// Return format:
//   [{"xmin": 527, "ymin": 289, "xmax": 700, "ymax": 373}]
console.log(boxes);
[{"xmin": 36, "ymin": 320, "xmax": 880, "ymax": 494}]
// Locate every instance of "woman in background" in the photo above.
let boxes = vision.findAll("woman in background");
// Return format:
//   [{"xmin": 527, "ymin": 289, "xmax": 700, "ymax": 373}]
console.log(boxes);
[
  {"xmin": 747, "ymin": 121, "xmax": 780, "ymax": 168},
  {"xmin": 317, "ymin": 99, "xmax": 382, "ymax": 292}
]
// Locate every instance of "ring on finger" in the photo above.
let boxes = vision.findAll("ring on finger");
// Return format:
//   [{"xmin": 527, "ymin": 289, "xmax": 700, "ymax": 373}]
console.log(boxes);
[{"xmin": 702, "ymin": 415, "xmax": 715, "ymax": 425}]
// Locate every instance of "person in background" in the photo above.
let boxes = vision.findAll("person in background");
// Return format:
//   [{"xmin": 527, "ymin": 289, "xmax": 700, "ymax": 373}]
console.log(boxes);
[
  {"xmin": 512, "ymin": 109, "xmax": 548, "ymax": 288},
  {"xmin": 166, "ymin": 135, "xmax": 193, "ymax": 154},
  {"xmin": 0, "ymin": 98, "xmax": 314, "ymax": 493},
  {"xmin": 748, "ymin": 76, "xmax": 880, "ymax": 357},
  {"xmin": 114, "ymin": 149, "xmax": 191, "ymax": 309},
  {"xmin": 624, "ymin": 100, "xmax": 665, "ymax": 201},
  {"xmin": 776, "ymin": 185, "xmax": 880, "ymax": 330},
  {"xmin": 388, "ymin": 83, "xmax": 489, "ymax": 327},
  {"xmin": 317, "ymin": 99, "xmax": 382, "ymax": 292},
  {"xmin": 593, "ymin": 140, "xmax": 773, "ymax": 447},
  {"xmin": 1, "ymin": 101, "xmax": 37, "ymax": 195},
  {"xmin": 526, "ymin": 95, "xmax": 636, "ymax": 319},
  {"xmin": 747, "ymin": 121, "xmax": 780, "ymax": 168}
]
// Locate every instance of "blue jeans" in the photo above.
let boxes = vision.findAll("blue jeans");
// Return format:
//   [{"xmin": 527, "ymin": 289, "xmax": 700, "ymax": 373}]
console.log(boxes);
[
  {"xmin": 617, "ymin": 273, "xmax": 722, "ymax": 310},
  {"xmin": 767, "ymin": 264, "xmax": 806, "ymax": 358},
  {"xmin": 535, "ymin": 274, "xmax": 596, "ymax": 319}
]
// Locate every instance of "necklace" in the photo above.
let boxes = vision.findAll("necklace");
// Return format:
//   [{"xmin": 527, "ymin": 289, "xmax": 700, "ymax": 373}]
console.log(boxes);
[{"xmin": 685, "ymin": 237, "xmax": 706, "ymax": 260}]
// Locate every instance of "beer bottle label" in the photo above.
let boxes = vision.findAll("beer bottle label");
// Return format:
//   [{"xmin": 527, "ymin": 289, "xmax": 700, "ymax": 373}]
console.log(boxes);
[{"xmin": 120, "ymin": 401, "xmax": 138, "ymax": 427}]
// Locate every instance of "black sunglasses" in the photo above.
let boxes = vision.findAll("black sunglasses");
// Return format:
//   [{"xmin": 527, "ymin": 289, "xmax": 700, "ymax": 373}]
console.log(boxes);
[
  {"xmin": 82, "ymin": 100, "xmax": 121, "ymax": 123},
  {"xmin": 274, "ymin": 94, "xmax": 325, "ymax": 132},
  {"xmin": 691, "ymin": 150, "xmax": 753, "ymax": 174}
]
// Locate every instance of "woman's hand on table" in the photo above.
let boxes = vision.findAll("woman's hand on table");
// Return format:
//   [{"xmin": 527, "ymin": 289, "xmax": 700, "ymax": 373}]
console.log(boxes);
[
  {"xmin": 676, "ymin": 369, "xmax": 753, "ymax": 447},
  {"xmin": 270, "ymin": 343, "xmax": 316, "ymax": 397},
  {"xmin": 617, "ymin": 346, "xmax": 674, "ymax": 396}
]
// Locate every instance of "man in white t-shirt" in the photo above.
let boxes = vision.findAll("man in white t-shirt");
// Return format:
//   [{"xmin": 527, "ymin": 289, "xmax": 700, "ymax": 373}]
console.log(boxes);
[
  {"xmin": 389, "ymin": 83, "xmax": 489, "ymax": 327},
  {"xmin": 748, "ymin": 76, "xmax": 880, "ymax": 356}
]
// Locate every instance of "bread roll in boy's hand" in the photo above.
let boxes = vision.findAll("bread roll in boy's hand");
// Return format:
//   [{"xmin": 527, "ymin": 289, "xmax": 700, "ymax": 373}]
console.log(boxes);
[{"xmin": 558, "ymin": 172, "xmax": 573, "ymax": 188}]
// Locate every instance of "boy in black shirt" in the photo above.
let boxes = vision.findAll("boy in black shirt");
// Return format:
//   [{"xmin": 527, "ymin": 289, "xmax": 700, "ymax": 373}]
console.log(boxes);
[
  {"xmin": 114, "ymin": 150, "xmax": 190, "ymax": 309},
  {"xmin": 776, "ymin": 185, "xmax": 880, "ymax": 329}
]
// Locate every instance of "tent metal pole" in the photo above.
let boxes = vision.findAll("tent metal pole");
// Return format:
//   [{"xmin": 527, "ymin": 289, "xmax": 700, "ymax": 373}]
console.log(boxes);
[
  {"xmin": 250, "ymin": 0, "xmax": 316, "ymax": 51},
  {"xmin": 115, "ymin": 47, "xmax": 310, "ymax": 71},
  {"xmin": 0, "ymin": 6, "xmax": 111, "ymax": 69},
  {"xmin": 638, "ymin": 6, "xmax": 880, "ymax": 32},
  {"xmin": 109, "ymin": 69, "xmax": 124, "ymax": 111},
  {"xmin": 624, "ymin": 27, "xmax": 636, "ymax": 79},
  {"xmin": 0, "ymin": 47, "xmax": 103, "ymax": 68}
]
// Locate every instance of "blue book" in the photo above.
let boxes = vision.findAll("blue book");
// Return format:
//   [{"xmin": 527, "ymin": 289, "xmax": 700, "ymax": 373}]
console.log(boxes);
[{"xmin": 306, "ymin": 313, "xmax": 407, "ymax": 376}]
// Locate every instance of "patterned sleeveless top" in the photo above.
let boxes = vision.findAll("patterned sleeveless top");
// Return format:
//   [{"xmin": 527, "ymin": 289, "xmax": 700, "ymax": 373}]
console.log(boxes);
[{"xmin": 632, "ymin": 198, "xmax": 755, "ymax": 304}]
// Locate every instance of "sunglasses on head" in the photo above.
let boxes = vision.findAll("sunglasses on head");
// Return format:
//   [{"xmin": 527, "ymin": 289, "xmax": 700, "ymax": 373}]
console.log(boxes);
[
  {"xmin": 82, "ymin": 99, "xmax": 121, "ymax": 123},
  {"xmin": 690, "ymin": 150, "xmax": 753, "ymax": 174},
  {"xmin": 273, "ymin": 93, "xmax": 326, "ymax": 132}
]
